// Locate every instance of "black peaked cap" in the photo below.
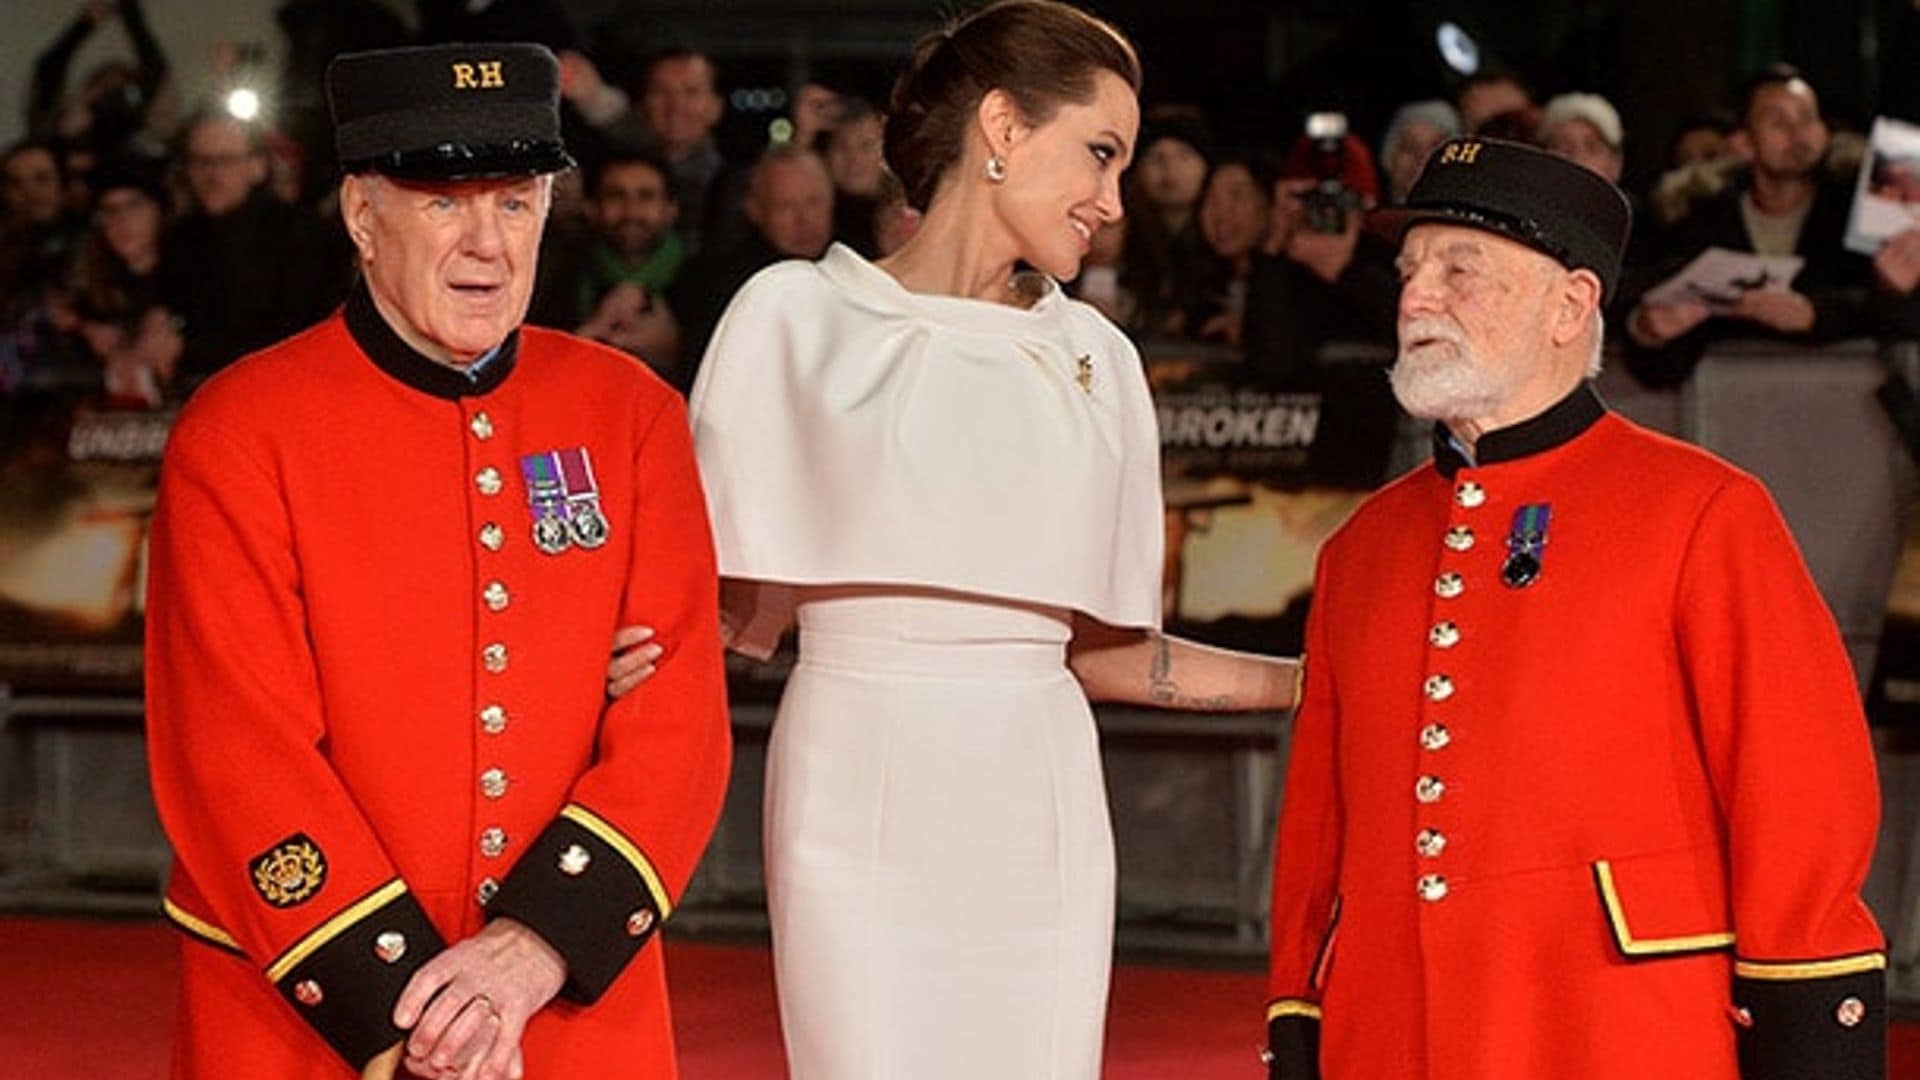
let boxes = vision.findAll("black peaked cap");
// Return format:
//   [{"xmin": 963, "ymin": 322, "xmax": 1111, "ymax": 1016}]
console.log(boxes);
[
  {"xmin": 1370, "ymin": 137, "xmax": 1632, "ymax": 301},
  {"xmin": 326, "ymin": 42, "xmax": 573, "ymax": 180}
]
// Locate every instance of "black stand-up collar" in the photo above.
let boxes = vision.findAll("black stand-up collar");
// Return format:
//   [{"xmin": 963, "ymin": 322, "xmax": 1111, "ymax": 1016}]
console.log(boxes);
[
  {"xmin": 345, "ymin": 280, "xmax": 517, "ymax": 400},
  {"xmin": 1433, "ymin": 382, "xmax": 1607, "ymax": 478}
]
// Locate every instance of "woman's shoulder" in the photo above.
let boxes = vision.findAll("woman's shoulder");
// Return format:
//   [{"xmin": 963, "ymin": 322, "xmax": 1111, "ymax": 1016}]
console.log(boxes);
[
  {"xmin": 728, "ymin": 256, "xmax": 836, "ymax": 310},
  {"xmin": 1053, "ymin": 292, "xmax": 1142, "ymax": 364}
]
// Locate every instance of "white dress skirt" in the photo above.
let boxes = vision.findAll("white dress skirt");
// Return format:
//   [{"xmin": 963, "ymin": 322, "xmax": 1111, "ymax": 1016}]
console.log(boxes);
[{"xmin": 765, "ymin": 586, "xmax": 1115, "ymax": 1080}]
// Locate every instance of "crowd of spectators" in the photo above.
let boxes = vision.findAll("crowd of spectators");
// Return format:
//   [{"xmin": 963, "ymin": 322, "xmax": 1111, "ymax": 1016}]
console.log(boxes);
[{"xmin": 8, "ymin": 0, "xmax": 1920, "ymax": 406}]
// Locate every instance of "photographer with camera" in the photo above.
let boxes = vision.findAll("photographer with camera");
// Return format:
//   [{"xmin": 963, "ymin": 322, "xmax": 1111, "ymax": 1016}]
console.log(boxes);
[{"xmin": 1240, "ymin": 113, "xmax": 1399, "ymax": 383}]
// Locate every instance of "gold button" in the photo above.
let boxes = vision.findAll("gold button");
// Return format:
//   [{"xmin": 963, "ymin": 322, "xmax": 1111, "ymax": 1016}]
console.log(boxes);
[
  {"xmin": 1416, "ymin": 775, "xmax": 1446, "ymax": 803},
  {"xmin": 1836, "ymin": 996, "xmax": 1867, "ymax": 1028},
  {"xmin": 558, "ymin": 843, "xmax": 592, "ymax": 876},
  {"xmin": 470, "ymin": 412, "xmax": 495, "ymax": 440},
  {"xmin": 293, "ymin": 979, "xmax": 324, "ymax": 1006},
  {"xmin": 478, "ymin": 704, "xmax": 507, "ymax": 735},
  {"xmin": 479, "ymin": 827, "xmax": 508, "ymax": 859},
  {"xmin": 1424, "ymin": 673, "xmax": 1455, "ymax": 702},
  {"xmin": 475, "ymin": 466, "xmax": 503, "ymax": 496},
  {"xmin": 626, "ymin": 909, "xmax": 656, "ymax": 937},
  {"xmin": 1417, "ymin": 873, "xmax": 1449, "ymax": 902},
  {"xmin": 476, "ymin": 877, "xmax": 499, "ymax": 905},
  {"xmin": 1429, "ymin": 621, "xmax": 1461, "ymax": 649},
  {"xmin": 480, "ymin": 767, "xmax": 508, "ymax": 799},
  {"xmin": 483, "ymin": 581, "xmax": 509, "ymax": 612},
  {"xmin": 1434, "ymin": 572, "xmax": 1464, "ymax": 599},
  {"xmin": 1455, "ymin": 481, "xmax": 1486, "ymax": 508},
  {"xmin": 479, "ymin": 522, "xmax": 504, "ymax": 551},
  {"xmin": 1443, "ymin": 525, "xmax": 1474, "ymax": 552},
  {"xmin": 1419, "ymin": 723, "xmax": 1452, "ymax": 752},
  {"xmin": 373, "ymin": 931, "xmax": 407, "ymax": 964},
  {"xmin": 1416, "ymin": 828, "xmax": 1447, "ymax": 858},
  {"xmin": 482, "ymin": 642, "xmax": 508, "ymax": 673}
]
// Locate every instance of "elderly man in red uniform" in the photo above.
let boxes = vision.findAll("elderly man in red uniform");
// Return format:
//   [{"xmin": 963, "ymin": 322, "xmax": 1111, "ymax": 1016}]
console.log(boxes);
[
  {"xmin": 1264, "ymin": 138, "xmax": 1886, "ymax": 1079},
  {"xmin": 144, "ymin": 43, "xmax": 729, "ymax": 1080}
]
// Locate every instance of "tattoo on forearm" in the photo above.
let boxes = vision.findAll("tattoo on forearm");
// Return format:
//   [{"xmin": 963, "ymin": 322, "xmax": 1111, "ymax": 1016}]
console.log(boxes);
[
  {"xmin": 1146, "ymin": 633, "xmax": 1239, "ymax": 710},
  {"xmin": 1148, "ymin": 633, "xmax": 1176, "ymax": 703}
]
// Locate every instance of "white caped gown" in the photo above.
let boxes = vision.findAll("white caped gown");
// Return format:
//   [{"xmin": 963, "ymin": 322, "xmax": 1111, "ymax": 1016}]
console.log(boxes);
[{"xmin": 688, "ymin": 243, "xmax": 1163, "ymax": 1080}]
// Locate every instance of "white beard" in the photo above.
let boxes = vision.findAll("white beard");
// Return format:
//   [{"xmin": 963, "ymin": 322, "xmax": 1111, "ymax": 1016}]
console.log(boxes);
[{"xmin": 1390, "ymin": 316, "xmax": 1517, "ymax": 421}]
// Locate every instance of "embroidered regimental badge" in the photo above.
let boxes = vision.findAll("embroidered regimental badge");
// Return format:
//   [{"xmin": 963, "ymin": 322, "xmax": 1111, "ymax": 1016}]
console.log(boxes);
[{"xmin": 250, "ymin": 833, "xmax": 328, "ymax": 908}]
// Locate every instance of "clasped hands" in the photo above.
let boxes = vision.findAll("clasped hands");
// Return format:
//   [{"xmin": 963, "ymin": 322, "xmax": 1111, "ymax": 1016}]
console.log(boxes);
[{"xmin": 363, "ymin": 918, "xmax": 566, "ymax": 1080}]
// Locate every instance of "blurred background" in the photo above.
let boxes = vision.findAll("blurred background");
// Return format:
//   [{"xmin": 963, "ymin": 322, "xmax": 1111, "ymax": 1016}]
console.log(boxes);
[{"xmin": 6, "ymin": 0, "xmax": 1920, "ymax": 1074}]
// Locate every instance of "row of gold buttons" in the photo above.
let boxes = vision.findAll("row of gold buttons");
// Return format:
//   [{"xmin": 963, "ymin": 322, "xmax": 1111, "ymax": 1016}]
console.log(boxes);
[
  {"xmin": 1415, "ymin": 479, "xmax": 1487, "ymax": 905},
  {"xmin": 472, "ymin": 409, "xmax": 509, "ymax": 906}
]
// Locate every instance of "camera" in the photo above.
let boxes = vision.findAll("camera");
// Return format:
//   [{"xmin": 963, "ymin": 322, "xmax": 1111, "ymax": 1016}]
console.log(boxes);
[{"xmin": 1299, "ymin": 112, "xmax": 1362, "ymax": 234}]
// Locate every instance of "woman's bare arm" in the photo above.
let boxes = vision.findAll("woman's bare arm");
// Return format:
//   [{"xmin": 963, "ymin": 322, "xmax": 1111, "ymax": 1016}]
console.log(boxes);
[{"xmin": 1068, "ymin": 617, "xmax": 1298, "ymax": 711}]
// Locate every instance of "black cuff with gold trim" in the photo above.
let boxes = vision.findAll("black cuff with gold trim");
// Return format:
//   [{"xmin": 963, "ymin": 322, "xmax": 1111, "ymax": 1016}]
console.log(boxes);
[
  {"xmin": 486, "ymin": 805, "xmax": 669, "ymax": 1005},
  {"xmin": 267, "ymin": 881, "xmax": 446, "ymax": 1069},
  {"xmin": 1265, "ymin": 1008, "xmax": 1321, "ymax": 1080},
  {"xmin": 1733, "ymin": 961, "xmax": 1885, "ymax": 1080}
]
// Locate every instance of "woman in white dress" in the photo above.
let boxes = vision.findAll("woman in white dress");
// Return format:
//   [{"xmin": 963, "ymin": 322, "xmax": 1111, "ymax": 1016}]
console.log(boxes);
[{"xmin": 614, "ymin": 3, "xmax": 1297, "ymax": 1076}]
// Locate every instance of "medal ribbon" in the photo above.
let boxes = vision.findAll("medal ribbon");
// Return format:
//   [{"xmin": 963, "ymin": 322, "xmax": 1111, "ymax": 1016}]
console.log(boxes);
[
  {"xmin": 556, "ymin": 447, "xmax": 600, "ymax": 513},
  {"xmin": 1507, "ymin": 503, "xmax": 1551, "ymax": 557},
  {"xmin": 520, "ymin": 452, "xmax": 570, "ymax": 523}
]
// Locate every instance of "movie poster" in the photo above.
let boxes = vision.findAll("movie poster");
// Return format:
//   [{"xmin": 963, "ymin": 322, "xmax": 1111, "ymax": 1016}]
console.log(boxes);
[
  {"xmin": 0, "ymin": 393, "xmax": 169, "ymax": 693},
  {"xmin": 1151, "ymin": 354, "xmax": 1401, "ymax": 656}
]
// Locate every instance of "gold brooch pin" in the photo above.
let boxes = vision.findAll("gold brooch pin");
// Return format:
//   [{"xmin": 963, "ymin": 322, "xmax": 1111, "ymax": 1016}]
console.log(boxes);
[{"xmin": 1075, "ymin": 355, "xmax": 1093, "ymax": 395}]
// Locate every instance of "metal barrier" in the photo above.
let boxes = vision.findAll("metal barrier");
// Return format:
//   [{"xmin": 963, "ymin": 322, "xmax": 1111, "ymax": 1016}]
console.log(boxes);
[
  {"xmin": 5, "ymin": 337, "xmax": 1920, "ymax": 983},
  {"xmin": 1605, "ymin": 340, "xmax": 1920, "ymax": 1002}
]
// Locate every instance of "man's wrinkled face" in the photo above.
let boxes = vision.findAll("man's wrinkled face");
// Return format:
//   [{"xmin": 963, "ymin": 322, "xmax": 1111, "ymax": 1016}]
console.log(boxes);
[
  {"xmin": 592, "ymin": 161, "xmax": 676, "ymax": 259},
  {"xmin": 1391, "ymin": 223, "xmax": 1558, "ymax": 423},
  {"xmin": 346, "ymin": 173, "xmax": 552, "ymax": 365}
]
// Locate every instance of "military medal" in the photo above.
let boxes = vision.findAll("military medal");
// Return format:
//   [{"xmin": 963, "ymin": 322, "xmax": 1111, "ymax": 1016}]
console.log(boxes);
[
  {"xmin": 519, "ymin": 452, "xmax": 572, "ymax": 554},
  {"xmin": 520, "ymin": 447, "xmax": 610, "ymax": 554},
  {"xmin": 1502, "ymin": 503, "xmax": 1551, "ymax": 588},
  {"xmin": 555, "ymin": 447, "xmax": 610, "ymax": 549}
]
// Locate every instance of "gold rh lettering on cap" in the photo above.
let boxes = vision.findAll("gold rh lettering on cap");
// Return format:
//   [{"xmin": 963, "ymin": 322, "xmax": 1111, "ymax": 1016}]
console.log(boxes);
[
  {"xmin": 452, "ymin": 61, "xmax": 506, "ymax": 90},
  {"xmin": 1440, "ymin": 141, "xmax": 1484, "ymax": 165}
]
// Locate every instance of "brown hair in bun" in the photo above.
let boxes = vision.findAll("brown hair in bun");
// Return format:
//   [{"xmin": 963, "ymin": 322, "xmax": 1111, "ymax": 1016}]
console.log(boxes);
[{"xmin": 885, "ymin": 0, "xmax": 1141, "ymax": 211}]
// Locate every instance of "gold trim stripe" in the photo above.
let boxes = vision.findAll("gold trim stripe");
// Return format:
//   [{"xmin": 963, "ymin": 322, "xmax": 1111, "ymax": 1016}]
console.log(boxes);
[
  {"xmin": 1593, "ymin": 861, "xmax": 1736, "ymax": 956},
  {"xmin": 1267, "ymin": 999, "xmax": 1323, "ymax": 1022},
  {"xmin": 560, "ymin": 804, "xmax": 672, "ymax": 917},
  {"xmin": 163, "ymin": 898, "xmax": 241, "ymax": 950},
  {"xmin": 265, "ymin": 879, "xmax": 407, "ymax": 983},
  {"xmin": 1735, "ymin": 954, "xmax": 1887, "ymax": 981}
]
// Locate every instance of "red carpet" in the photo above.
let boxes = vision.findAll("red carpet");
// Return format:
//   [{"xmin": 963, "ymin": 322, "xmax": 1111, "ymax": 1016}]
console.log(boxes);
[{"xmin": 1, "ymin": 917, "xmax": 1914, "ymax": 1077}]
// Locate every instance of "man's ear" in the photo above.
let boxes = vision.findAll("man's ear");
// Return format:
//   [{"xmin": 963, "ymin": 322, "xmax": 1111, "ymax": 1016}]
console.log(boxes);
[
  {"xmin": 340, "ymin": 174, "xmax": 376, "ymax": 261},
  {"xmin": 1552, "ymin": 267, "xmax": 1604, "ymax": 348}
]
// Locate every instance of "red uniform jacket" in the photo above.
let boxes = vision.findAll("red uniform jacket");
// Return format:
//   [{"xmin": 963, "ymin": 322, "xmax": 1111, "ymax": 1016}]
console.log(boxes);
[
  {"xmin": 1265, "ymin": 387, "xmax": 1885, "ymax": 1079},
  {"xmin": 146, "ymin": 286, "xmax": 731, "ymax": 1077}
]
